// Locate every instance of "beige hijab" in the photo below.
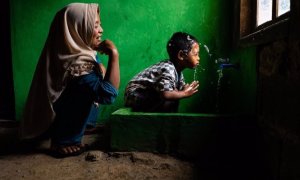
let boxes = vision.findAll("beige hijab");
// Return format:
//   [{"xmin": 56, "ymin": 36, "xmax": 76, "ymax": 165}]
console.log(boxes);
[{"xmin": 20, "ymin": 3, "xmax": 100, "ymax": 139}]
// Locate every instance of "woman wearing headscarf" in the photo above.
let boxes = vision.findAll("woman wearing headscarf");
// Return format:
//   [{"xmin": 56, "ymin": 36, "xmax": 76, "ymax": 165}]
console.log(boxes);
[{"xmin": 21, "ymin": 3, "xmax": 120, "ymax": 157}]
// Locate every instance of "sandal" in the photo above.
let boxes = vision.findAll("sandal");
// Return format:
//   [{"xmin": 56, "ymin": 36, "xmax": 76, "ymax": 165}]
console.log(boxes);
[{"xmin": 49, "ymin": 144, "xmax": 89, "ymax": 158}]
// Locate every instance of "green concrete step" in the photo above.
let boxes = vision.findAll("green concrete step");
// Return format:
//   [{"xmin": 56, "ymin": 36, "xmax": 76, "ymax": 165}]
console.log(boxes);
[{"xmin": 109, "ymin": 108, "xmax": 255, "ymax": 160}]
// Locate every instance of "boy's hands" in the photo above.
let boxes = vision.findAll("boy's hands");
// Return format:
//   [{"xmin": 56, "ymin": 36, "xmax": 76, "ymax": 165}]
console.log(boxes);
[
  {"xmin": 161, "ymin": 81, "xmax": 199, "ymax": 100},
  {"xmin": 182, "ymin": 81, "xmax": 199, "ymax": 97}
]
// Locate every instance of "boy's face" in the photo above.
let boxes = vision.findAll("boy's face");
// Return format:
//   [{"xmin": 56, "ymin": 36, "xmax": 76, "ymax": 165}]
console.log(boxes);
[{"xmin": 183, "ymin": 43, "xmax": 200, "ymax": 69}]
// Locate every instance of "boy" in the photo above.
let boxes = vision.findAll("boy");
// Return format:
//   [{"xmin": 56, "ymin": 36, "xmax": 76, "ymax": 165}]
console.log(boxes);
[{"xmin": 124, "ymin": 32, "xmax": 200, "ymax": 112}]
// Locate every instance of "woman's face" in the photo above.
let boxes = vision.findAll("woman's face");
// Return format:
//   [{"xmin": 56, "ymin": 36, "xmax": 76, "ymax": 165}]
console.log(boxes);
[{"xmin": 91, "ymin": 14, "xmax": 103, "ymax": 50}]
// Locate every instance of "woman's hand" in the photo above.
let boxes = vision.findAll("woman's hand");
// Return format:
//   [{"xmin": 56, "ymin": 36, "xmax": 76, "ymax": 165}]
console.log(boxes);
[
  {"xmin": 97, "ymin": 40, "xmax": 118, "ymax": 56},
  {"xmin": 98, "ymin": 39, "xmax": 120, "ymax": 89}
]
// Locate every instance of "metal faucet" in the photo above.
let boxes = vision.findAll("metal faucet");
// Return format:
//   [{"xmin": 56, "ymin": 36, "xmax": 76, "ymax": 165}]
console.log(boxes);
[{"xmin": 219, "ymin": 63, "xmax": 240, "ymax": 70}]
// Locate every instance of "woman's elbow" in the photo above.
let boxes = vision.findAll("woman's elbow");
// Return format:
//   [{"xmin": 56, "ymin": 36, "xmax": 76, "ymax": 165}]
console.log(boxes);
[{"xmin": 98, "ymin": 93, "xmax": 118, "ymax": 105}]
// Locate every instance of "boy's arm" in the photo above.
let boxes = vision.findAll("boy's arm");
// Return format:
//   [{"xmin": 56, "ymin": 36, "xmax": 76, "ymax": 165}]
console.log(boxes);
[{"xmin": 160, "ymin": 81, "xmax": 199, "ymax": 100}]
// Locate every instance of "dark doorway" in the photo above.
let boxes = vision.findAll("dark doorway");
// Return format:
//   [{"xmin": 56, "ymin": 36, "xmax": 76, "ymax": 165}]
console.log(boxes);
[{"xmin": 0, "ymin": 0, "xmax": 15, "ymax": 120}]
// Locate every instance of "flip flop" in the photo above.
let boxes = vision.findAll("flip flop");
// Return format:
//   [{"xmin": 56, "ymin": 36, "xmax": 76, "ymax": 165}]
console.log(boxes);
[{"xmin": 49, "ymin": 144, "xmax": 89, "ymax": 158}]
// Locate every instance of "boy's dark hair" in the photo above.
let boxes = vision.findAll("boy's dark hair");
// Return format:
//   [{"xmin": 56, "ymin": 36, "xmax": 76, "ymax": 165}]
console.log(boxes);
[{"xmin": 166, "ymin": 32, "xmax": 198, "ymax": 61}]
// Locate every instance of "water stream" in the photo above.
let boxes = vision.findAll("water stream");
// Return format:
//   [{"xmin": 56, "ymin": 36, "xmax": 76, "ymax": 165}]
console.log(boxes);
[
  {"xmin": 215, "ymin": 69, "xmax": 223, "ymax": 113},
  {"xmin": 193, "ymin": 65, "xmax": 205, "ymax": 81},
  {"xmin": 202, "ymin": 44, "xmax": 225, "ymax": 113},
  {"xmin": 192, "ymin": 44, "xmax": 211, "ymax": 82}
]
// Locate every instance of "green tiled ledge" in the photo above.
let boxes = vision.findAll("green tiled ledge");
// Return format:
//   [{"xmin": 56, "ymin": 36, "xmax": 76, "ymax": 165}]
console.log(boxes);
[{"xmin": 109, "ymin": 108, "xmax": 255, "ymax": 159}]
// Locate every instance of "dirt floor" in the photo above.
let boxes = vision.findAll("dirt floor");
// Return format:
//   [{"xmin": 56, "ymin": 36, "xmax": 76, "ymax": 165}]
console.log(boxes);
[
  {"xmin": 0, "ymin": 129, "xmax": 197, "ymax": 180},
  {"xmin": 0, "ymin": 121, "xmax": 265, "ymax": 180}
]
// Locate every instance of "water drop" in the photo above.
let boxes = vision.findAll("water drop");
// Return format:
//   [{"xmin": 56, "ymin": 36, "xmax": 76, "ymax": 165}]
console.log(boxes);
[
  {"xmin": 198, "ymin": 65, "xmax": 205, "ymax": 72},
  {"xmin": 193, "ymin": 68, "xmax": 197, "ymax": 81},
  {"xmin": 203, "ymin": 44, "xmax": 210, "ymax": 54},
  {"xmin": 215, "ymin": 69, "xmax": 223, "ymax": 113}
]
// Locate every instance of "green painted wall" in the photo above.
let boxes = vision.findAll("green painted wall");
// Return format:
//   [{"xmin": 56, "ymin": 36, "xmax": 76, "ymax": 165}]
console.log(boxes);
[{"xmin": 10, "ymin": 0, "xmax": 256, "ymax": 123}]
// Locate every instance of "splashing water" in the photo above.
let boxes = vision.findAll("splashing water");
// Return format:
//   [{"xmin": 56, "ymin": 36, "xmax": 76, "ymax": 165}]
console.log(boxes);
[
  {"xmin": 216, "ymin": 69, "xmax": 223, "ymax": 91},
  {"xmin": 198, "ymin": 65, "xmax": 206, "ymax": 72},
  {"xmin": 193, "ymin": 68, "xmax": 197, "ymax": 81},
  {"xmin": 203, "ymin": 44, "xmax": 209, "ymax": 54},
  {"xmin": 193, "ymin": 65, "xmax": 205, "ymax": 81},
  {"xmin": 203, "ymin": 44, "xmax": 212, "ymax": 57},
  {"xmin": 192, "ymin": 44, "xmax": 209, "ymax": 81},
  {"xmin": 215, "ymin": 69, "xmax": 223, "ymax": 113}
]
